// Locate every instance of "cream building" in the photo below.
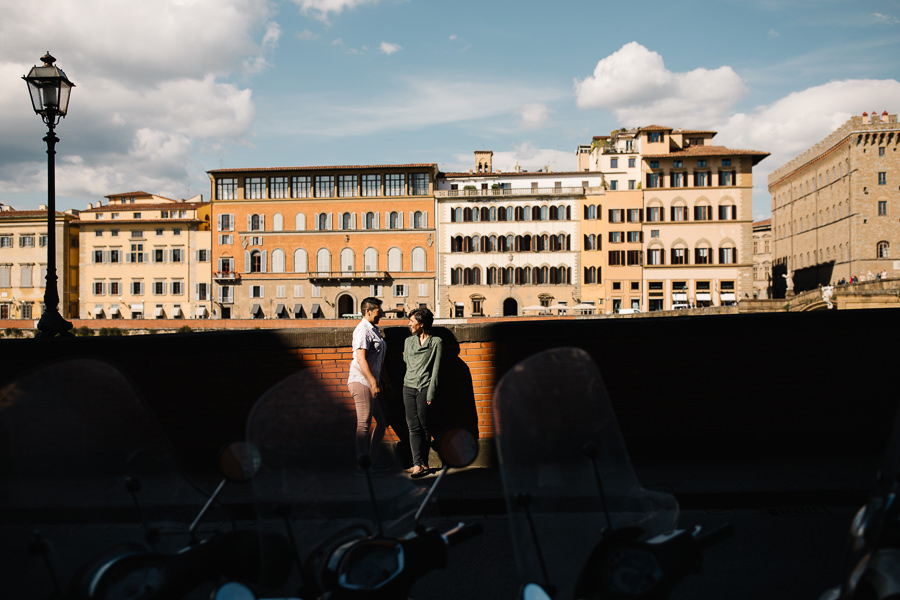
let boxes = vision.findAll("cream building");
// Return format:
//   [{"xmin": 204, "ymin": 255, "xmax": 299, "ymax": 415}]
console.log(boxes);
[
  {"xmin": 752, "ymin": 219, "xmax": 773, "ymax": 299},
  {"xmin": 581, "ymin": 125, "xmax": 768, "ymax": 310},
  {"xmin": 0, "ymin": 204, "xmax": 78, "ymax": 320},
  {"xmin": 77, "ymin": 192, "xmax": 211, "ymax": 319},
  {"xmin": 437, "ymin": 152, "xmax": 608, "ymax": 317},
  {"xmin": 769, "ymin": 111, "xmax": 900, "ymax": 293}
]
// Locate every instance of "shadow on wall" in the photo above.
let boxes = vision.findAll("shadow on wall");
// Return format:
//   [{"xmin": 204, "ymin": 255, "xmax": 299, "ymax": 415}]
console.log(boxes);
[{"xmin": 382, "ymin": 326, "xmax": 478, "ymax": 468}]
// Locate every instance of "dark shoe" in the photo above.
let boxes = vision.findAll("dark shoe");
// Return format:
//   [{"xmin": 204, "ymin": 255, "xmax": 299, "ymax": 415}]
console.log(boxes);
[{"xmin": 409, "ymin": 465, "xmax": 428, "ymax": 478}]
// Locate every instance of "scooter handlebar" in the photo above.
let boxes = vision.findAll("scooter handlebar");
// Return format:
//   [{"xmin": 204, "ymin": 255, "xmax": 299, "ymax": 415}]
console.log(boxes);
[{"xmin": 442, "ymin": 522, "xmax": 483, "ymax": 547}]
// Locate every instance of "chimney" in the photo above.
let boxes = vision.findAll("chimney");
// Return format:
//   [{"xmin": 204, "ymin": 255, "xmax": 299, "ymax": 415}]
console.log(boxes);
[
  {"xmin": 39, "ymin": 204, "xmax": 47, "ymax": 211},
  {"xmin": 862, "ymin": 112, "xmax": 870, "ymax": 124},
  {"xmin": 87, "ymin": 202, "xmax": 93, "ymax": 209}
]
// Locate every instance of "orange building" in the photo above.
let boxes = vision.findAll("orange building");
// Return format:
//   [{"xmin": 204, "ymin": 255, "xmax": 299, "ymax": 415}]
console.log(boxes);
[{"xmin": 207, "ymin": 164, "xmax": 438, "ymax": 319}]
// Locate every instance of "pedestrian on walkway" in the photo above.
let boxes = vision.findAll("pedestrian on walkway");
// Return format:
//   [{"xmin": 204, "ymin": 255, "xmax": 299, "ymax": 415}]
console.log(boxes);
[
  {"xmin": 403, "ymin": 307, "xmax": 442, "ymax": 478},
  {"xmin": 348, "ymin": 297, "xmax": 387, "ymax": 464}
]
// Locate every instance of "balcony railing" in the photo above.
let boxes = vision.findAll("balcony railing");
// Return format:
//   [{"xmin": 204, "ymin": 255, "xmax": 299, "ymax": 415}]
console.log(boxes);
[
  {"xmin": 213, "ymin": 271, "xmax": 240, "ymax": 281},
  {"xmin": 435, "ymin": 186, "xmax": 602, "ymax": 199},
  {"xmin": 308, "ymin": 270, "xmax": 390, "ymax": 282}
]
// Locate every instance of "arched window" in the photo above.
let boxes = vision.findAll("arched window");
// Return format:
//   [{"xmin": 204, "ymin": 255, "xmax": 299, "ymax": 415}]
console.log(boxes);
[
  {"xmin": 293, "ymin": 248, "xmax": 308, "ymax": 273},
  {"xmin": 317, "ymin": 213, "xmax": 328, "ymax": 230},
  {"xmin": 316, "ymin": 248, "xmax": 331, "ymax": 273},
  {"xmin": 365, "ymin": 212, "xmax": 377, "ymax": 229},
  {"xmin": 273, "ymin": 213, "xmax": 284, "ymax": 231},
  {"xmin": 471, "ymin": 235, "xmax": 481, "ymax": 253},
  {"xmin": 451, "ymin": 267, "xmax": 462, "ymax": 285},
  {"xmin": 388, "ymin": 247, "xmax": 402, "ymax": 272},
  {"xmin": 295, "ymin": 212, "xmax": 306, "ymax": 230},
  {"xmin": 340, "ymin": 248, "xmax": 355, "ymax": 272},
  {"xmin": 878, "ymin": 241, "xmax": 890, "ymax": 258},
  {"xmin": 271, "ymin": 248, "xmax": 285, "ymax": 273},
  {"xmin": 487, "ymin": 266, "xmax": 498, "ymax": 285},
  {"xmin": 364, "ymin": 248, "xmax": 378, "ymax": 271},
  {"xmin": 250, "ymin": 214, "xmax": 263, "ymax": 231},
  {"xmin": 412, "ymin": 247, "xmax": 426, "ymax": 271},
  {"xmin": 341, "ymin": 212, "xmax": 353, "ymax": 230},
  {"xmin": 389, "ymin": 212, "xmax": 400, "ymax": 229},
  {"xmin": 472, "ymin": 208, "xmax": 481, "ymax": 222},
  {"xmin": 249, "ymin": 250, "xmax": 263, "ymax": 273},
  {"xmin": 489, "ymin": 207, "xmax": 497, "ymax": 222}
]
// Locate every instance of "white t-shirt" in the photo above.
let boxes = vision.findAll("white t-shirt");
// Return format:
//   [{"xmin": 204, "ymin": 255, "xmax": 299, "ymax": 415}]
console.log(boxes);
[{"xmin": 347, "ymin": 318, "xmax": 385, "ymax": 389}]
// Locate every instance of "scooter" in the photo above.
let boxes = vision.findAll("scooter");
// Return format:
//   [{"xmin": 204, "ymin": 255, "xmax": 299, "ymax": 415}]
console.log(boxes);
[
  {"xmin": 209, "ymin": 367, "xmax": 482, "ymax": 599},
  {"xmin": 0, "ymin": 358, "xmax": 291, "ymax": 599},
  {"xmin": 820, "ymin": 401, "xmax": 900, "ymax": 600},
  {"xmin": 493, "ymin": 347, "xmax": 731, "ymax": 599}
]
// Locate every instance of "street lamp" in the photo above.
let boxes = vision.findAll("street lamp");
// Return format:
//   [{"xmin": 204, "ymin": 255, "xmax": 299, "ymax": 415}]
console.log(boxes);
[{"xmin": 23, "ymin": 52, "xmax": 75, "ymax": 337}]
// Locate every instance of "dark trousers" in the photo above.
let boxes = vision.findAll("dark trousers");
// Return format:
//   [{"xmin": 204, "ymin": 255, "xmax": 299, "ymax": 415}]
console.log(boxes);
[{"xmin": 403, "ymin": 386, "xmax": 430, "ymax": 467}]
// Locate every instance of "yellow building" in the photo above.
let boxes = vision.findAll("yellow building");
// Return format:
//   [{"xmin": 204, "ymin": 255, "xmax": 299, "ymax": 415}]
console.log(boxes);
[
  {"xmin": 0, "ymin": 204, "xmax": 78, "ymax": 320},
  {"xmin": 76, "ymin": 192, "xmax": 211, "ymax": 319},
  {"xmin": 207, "ymin": 164, "xmax": 438, "ymax": 319}
]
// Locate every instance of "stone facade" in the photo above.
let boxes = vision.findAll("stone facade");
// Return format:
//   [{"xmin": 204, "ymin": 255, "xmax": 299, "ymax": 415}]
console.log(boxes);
[
  {"xmin": 752, "ymin": 219, "xmax": 773, "ymax": 299},
  {"xmin": 769, "ymin": 111, "xmax": 900, "ymax": 290}
]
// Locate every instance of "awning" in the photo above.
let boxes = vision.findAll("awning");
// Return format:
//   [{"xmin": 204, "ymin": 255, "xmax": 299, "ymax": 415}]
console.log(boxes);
[
  {"xmin": 93, "ymin": 306, "xmax": 104, "ymax": 315},
  {"xmin": 131, "ymin": 304, "xmax": 143, "ymax": 311},
  {"xmin": 250, "ymin": 303, "xmax": 262, "ymax": 316},
  {"xmin": 275, "ymin": 303, "xmax": 286, "ymax": 318},
  {"xmin": 173, "ymin": 306, "xmax": 183, "ymax": 317},
  {"xmin": 311, "ymin": 303, "xmax": 321, "ymax": 317},
  {"xmin": 672, "ymin": 292, "xmax": 687, "ymax": 301},
  {"xmin": 110, "ymin": 306, "xmax": 121, "ymax": 315},
  {"xmin": 720, "ymin": 292, "xmax": 736, "ymax": 301},
  {"xmin": 195, "ymin": 306, "xmax": 208, "ymax": 317},
  {"xmin": 696, "ymin": 292, "xmax": 711, "ymax": 301},
  {"xmin": 293, "ymin": 303, "xmax": 304, "ymax": 318},
  {"xmin": 154, "ymin": 307, "xmax": 165, "ymax": 317}
]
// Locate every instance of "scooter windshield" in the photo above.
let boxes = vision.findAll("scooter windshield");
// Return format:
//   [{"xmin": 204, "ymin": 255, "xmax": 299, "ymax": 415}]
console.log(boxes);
[
  {"xmin": 244, "ymin": 368, "xmax": 422, "ymax": 589},
  {"xmin": 493, "ymin": 347, "xmax": 678, "ymax": 597},
  {"xmin": 0, "ymin": 358, "xmax": 193, "ymax": 597}
]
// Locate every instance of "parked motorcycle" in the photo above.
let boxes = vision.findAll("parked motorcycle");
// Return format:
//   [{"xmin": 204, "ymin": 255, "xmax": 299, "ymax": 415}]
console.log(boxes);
[
  {"xmin": 210, "ymin": 367, "xmax": 482, "ymax": 599},
  {"xmin": 493, "ymin": 347, "xmax": 730, "ymax": 599},
  {"xmin": 0, "ymin": 358, "xmax": 291, "ymax": 599},
  {"xmin": 820, "ymin": 401, "xmax": 900, "ymax": 600}
]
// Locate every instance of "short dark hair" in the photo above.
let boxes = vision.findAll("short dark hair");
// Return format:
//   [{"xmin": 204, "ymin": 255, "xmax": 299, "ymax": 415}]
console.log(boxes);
[
  {"xmin": 410, "ymin": 307, "xmax": 434, "ymax": 330},
  {"xmin": 361, "ymin": 297, "xmax": 382, "ymax": 313}
]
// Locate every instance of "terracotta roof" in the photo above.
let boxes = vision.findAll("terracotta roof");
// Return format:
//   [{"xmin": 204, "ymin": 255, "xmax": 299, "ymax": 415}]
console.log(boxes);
[
  {"xmin": 208, "ymin": 164, "xmax": 438, "ymax": 174},
  {"xmin": 753, "ymin": 218, "xmax": 772, "ymax": 227},
  {"xmin": 0, "ymin": 210, "xmax": 75, "ymax": 220},
  {"xmin": 675, "ymin": 129, "xmax": 717, "ymax": 135},
  {"xmin": 643, "ymin": 145, "xmax": 770, "ymax": 164},
  {"xmin": 82, "ymin": 202, "xmax": 208, "ymax": 213},
  {"xmin": 640, "ymin": 125, "xmax": 673, "ymax": 132},
  {"xmin": 439, "ymin": 170, "xmax": 596, "ymax": 178},
  {"xmin": 105, "ymin": 191, "xmax": 156, "ymax": 199}
]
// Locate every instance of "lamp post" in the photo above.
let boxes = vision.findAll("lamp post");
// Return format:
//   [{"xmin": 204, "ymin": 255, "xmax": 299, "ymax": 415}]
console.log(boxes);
[{"xmin": 23, "ymin": 52, "xmax": 75, "ymax": 337}]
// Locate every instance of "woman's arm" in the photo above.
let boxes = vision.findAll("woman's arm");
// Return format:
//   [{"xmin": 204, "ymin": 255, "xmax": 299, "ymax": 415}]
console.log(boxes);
[{"xmin": 426, "ymin": 337, "xmax": 442, "ymax": 404}]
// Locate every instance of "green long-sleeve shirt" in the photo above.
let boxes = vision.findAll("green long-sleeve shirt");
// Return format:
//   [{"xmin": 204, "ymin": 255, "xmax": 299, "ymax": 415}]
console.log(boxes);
[{"xmin": 402, "ymin": 334, "xmax": 443, "ymax": 402}]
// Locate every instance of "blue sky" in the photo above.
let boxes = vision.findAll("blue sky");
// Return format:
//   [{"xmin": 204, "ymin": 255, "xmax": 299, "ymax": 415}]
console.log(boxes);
[{"xmin": 1, "ymin": 0, "xmax": 898, "ymax": 220}]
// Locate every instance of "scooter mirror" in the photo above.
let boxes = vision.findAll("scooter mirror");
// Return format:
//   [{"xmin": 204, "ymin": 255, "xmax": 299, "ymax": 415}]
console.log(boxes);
[
  {"xmin": 213, "ymin": 582, "xmax": 256, "ymax": 600},
  {"xmin": 521, "ymin": 582, "xmax": 553, "ymax": 600},
  {"xmin": 219, "ymin": 442, "xmax": 262, "ymax": 483},
  {"xmin": 437, "ymin": 428, "xmax": 478, "ymax": 468}
]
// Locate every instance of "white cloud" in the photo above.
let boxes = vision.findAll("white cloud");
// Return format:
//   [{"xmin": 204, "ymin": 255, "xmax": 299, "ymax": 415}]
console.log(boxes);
[
  {"xmin": 873, "ymin": 12, "xmax": 899, "ymax": 25},
  {"xmin": 380, "ymin": 42, "xmax": 403, "ymax": 56},
  {"xmin": 291, "ymin": 0, "xmax": 379, "ymax": 21},
  {"xmin": 574, "ymin": 42, "xmax": 747, "ymax": 128},
  {"xmin": 516, "ymin": 103, "xmax": 552, "ymax": 130},
  {"xmin": 0, "ymin": 0, "xmax": 268, "ymax": 209},
  {"xmin": 296, "ymin": 29, "xmax": 319, "ymax": 41},
  {"xmin": 716, "ymin": 79, "xmax": 900, "ymax": 216}
]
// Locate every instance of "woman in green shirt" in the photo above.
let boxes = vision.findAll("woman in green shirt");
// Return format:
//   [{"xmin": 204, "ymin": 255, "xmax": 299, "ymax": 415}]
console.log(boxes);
[{"xmin": 403, "ymin": 307, "xmax": 442, "ymax": 478}]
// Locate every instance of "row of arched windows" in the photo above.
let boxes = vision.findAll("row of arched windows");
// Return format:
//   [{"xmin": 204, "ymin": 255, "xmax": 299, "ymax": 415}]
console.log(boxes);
[
  {"xmin": 244, "ymin": 246, "xmax": 427, "ymax": 273},
  {"xmin": 241, "ymin": 211, "xmax": 429, "ymax": 232},
  {"xmin": 792, "ymin": 242, "xmax": 890, "ymax": 269},
  {"xmin": 450, "ymin": 266, "xmax": 572, "ymax": 285},
  {"xmin": 450, "ymin": 205, "xmax": 572, "ymax": 222},
  {"xmin": 776, "ymin": 201, "xmax": 851, "ymax": 239},
  {"xmin": 450, "ymin": 234, "xmax": 571, "ymax": 253}
]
